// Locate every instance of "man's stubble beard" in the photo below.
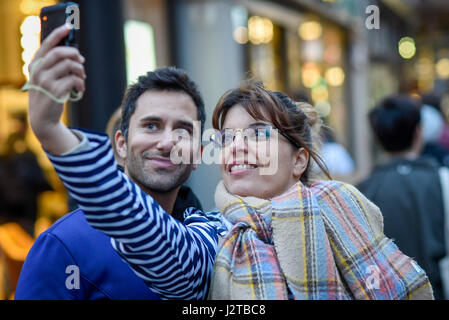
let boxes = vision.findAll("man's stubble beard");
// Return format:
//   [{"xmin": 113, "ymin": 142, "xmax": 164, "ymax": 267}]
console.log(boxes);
[{"xmin": 126, "ymin": 149, "xmax": 193, "ymax": 193}]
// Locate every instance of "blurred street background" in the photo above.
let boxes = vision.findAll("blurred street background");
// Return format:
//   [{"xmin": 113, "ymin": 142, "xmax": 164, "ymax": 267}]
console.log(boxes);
[{"xmin": 1, "ymin": 0, "xmax": 449, "ymax": 299}]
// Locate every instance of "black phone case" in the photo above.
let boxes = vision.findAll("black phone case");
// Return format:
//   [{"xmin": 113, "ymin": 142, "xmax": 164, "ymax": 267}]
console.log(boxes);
[{"xmin": 40, "ymin": 2, "xmax": 79, "ymax": 47}]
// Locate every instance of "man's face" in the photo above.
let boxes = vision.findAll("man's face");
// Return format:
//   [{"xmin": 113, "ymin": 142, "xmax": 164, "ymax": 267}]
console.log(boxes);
[{"xmin": 117, "ymin": 90, "xmax": 200, "ymax": 193}]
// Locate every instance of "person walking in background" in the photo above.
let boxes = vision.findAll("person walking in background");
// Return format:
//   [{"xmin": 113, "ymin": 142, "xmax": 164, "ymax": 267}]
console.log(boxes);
[
  {"xmin": 319, "ymin": 125, "xmax": 355, "ymax": 177},
  {"xmin": 288, "ymin": 90, "xmax": 355, "ymax": 178},
  {"xmin": 420, "ymin": 93, "xmax": 449, "ymax": 167},
  {"xmin": 0, "ymin": 111, "xmax": 53, "ymax": 236},
  {"xmin": 357, "ymin": 95, "xmax": 447, "ymax": 299}
]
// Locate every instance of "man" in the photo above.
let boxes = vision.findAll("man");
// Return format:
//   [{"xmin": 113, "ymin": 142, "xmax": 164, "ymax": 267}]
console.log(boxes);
[
  {"xmin": 357, "ymin": 95, "xmax": 447, "ymax": 299},
  {"xmin": 15, "ymin": 28, "xmax": 205, "ymax": 299}
]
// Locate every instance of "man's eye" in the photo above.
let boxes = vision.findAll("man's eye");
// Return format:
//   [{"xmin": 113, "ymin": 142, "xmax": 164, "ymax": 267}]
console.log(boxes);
[{"xmin": 146, "ymin": 123, "xmax": 159, "ymax": 131}]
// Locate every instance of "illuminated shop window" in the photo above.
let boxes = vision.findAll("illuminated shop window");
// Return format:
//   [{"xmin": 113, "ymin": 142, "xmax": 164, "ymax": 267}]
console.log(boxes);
[
  {"xmin": 20, "ymin": 15, "xmax": 40, "ymax": 81},
  {"xmin": 124, "ymin": 20, "xmax": 156, "ymax": 85}
]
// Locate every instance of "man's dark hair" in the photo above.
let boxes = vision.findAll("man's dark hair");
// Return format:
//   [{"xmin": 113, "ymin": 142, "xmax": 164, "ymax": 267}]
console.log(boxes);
[
  {"xmin": 369, "ymin": 95, "xmax": 421, "ymax": 152},
  {"xmin": 120, "ymin": 67, "xmax": 206, "ymax": 140},
  {"xmin": 422, "ymin": 93, "xmax": 441, "ymax": 112}
]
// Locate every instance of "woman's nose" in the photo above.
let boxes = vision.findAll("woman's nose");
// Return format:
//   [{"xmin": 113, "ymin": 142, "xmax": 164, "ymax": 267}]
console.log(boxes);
[{"xmin": 231, "ymin": 131, "xmax": 248, "ymax": 153}]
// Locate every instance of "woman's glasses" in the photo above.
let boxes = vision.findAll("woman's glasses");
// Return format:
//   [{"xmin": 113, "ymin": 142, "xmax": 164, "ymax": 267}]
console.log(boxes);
[{"xmin": 210, "ymin": 125, "xmax": 300, "ymax": 149}]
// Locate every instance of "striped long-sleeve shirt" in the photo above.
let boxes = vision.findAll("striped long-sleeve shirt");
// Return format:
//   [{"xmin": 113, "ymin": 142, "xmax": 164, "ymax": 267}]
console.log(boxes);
[{"xmin": 46, "ymin": 129, "xmax": 227, "ymax": 300}]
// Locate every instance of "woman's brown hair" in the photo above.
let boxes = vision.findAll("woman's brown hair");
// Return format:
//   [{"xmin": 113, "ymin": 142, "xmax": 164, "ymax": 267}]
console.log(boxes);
[{"xmin": 212, "ymin": 80, "xmax": 331, "ymax": 185}]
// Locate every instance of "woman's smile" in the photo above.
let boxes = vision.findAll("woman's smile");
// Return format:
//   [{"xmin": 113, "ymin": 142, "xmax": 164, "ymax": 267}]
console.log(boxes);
[{"xmin": 228, "ymin": 163, "xmax": 258, "ymax": 175}]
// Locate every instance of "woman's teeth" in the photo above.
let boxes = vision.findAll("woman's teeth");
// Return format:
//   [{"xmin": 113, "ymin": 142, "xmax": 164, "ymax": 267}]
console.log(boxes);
[{"xmin": 230, "ymin": 164, "xmax": 256, "ymax": 172}]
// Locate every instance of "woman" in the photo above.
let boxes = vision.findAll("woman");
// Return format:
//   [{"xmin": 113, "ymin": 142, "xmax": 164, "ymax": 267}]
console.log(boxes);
[{"xmin": 206, "ymin": 81, "xmax": 433, "ymax": 299}]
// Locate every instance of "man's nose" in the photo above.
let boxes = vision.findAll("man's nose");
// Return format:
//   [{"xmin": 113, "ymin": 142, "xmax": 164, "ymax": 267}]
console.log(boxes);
[{"xmin": 156, "ymin": 129, "xmax": 175, "ymax": 152}]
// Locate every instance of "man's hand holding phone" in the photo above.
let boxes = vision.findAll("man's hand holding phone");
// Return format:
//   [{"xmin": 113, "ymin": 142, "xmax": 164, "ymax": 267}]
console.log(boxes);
[{"xmin": 28, "ymin": 24, "xmax": 86, "ymax": 155}]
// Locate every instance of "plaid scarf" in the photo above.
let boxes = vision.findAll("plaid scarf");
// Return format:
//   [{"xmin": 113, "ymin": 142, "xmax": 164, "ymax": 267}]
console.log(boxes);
[{"xmin": 209, "ymin": 180, "xmax": 434, "ymax": 300}]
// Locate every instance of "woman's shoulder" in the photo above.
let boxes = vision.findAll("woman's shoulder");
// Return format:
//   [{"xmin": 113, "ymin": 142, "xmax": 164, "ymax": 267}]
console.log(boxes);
[
  {"xmin": 310, "ymin": 179, "xmax": 384, "ymax": 235},
  {"xmin": 309, "ymin": 179, "xmax": 359, "ymax": 196}
]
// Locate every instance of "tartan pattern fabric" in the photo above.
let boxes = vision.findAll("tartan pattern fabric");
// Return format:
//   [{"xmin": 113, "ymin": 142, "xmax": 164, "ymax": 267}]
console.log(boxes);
[
  {"xmin": 210, "ymin": 180, "xmax": 434, "ymax": 300},
  {"xmin": 211, "ymin": 199, "xmax": 289, "ymax": 299}
]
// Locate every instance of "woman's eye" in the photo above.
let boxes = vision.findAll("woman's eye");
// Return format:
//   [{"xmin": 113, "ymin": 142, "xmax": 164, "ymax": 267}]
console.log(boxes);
[{"xmin": 254, "ymin": 128, "xmax": 269, "ymax": 137}]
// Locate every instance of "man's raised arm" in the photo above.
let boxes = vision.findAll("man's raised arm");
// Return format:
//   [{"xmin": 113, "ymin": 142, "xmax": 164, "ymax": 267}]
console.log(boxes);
[
  {"xmin": 26, "ymin": 26, "xmax": 220, "ymax": 300},
  {"xmin": 27, "ymin": 24, "xmax": 85, "ymax": 155}
]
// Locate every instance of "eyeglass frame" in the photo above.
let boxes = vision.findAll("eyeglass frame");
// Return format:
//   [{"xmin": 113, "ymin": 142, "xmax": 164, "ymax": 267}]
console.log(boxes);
[{"xmin": 210, "ymin": 124, "xmax": 301, "ymax": 149}]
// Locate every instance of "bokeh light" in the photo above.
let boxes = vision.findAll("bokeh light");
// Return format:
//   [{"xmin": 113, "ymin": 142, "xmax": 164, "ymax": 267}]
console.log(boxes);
[
  {"xmin": 248, "ymin": 16, "xmax": 273, "ymax": 45},
  {"xmin": 398, "ymin": 37, "xmax": 416, "ymax": 59},
  {"xmin": 233, "ymin": 26, "xmax": 248, "ymax": 44},
  {"xmin": 323, "ymin": 44, "xmax": 341, "ymax": 64},
  {"xmin": 436, "ymin": 58, "xmax": 449, "ymax": 79},
  {"xmin": 315, "ymin": 100, "xmax": 332, "ymax": 117},
  {"xmin": 124, "ymin": 20, "xmax": 156, "ymax": 85},
  {"xmin": 325, "ymin": 66, "xmax": 345, "ymax": 86},
  {"xmin": 301, "ymin": 63, "xmax": 321, "ymax": 88},
  {"xmin": 20, "ymin": 16, "xmax": 41, "ymax": 81},
  {"xmin": 20, "ymin": 0, "xmax": 55, "ymax": 15},
  {"xmin": 298, "ymin": 21, "xmax": 322, "ymax": 41},
  {"xmin": 311, "ymin": 84, "xmax": 329, "ymax": 102}
]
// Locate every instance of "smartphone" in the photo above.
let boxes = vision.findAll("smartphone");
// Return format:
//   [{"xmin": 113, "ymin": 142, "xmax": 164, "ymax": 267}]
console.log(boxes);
[{"xmin": 40, "ymin": 2, "xmax": 79, "ymax": 47}]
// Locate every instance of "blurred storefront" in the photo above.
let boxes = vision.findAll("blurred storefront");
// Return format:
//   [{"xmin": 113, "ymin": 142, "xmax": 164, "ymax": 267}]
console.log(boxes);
[
  {"xmin": 238, "ymin": 0, "xmax": 351, "ymax": 163},
  {"xmin": 213, "ymin": 0, "xmax": 373, "ymax": 185},
  {"xmin": 0, "ymin": 0, "xmax": 172, "ymax": 238},
  {"xmin": 224, "ymin": 0, "xmax": 449, "ymax": 181},
  {"xmin": 0, "ymin": 0, "xmax": 68, "ymax": 238},
  {"xmin": 0, "ymin": 0, "xmax": 61, "ymax": 299},
  {"xmin": 167, "ymin": 0, "xmax": 449, "ymax": 206}
]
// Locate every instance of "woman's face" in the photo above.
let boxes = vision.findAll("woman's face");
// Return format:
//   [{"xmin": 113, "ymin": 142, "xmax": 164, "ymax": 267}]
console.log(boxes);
[{"xmin": 219, "ymin": 105, "xmax": 308, "ymax": 199}]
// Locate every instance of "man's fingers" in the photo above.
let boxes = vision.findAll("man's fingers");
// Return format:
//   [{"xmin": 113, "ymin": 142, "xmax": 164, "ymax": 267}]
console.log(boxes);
[
  {"xmin": 49, "ymin": 58, "xmax": 86, "ymax": 80},
  {"xmin": 31, "ymin": 46, "xmax": 84, "ymax": 78},
  {"xmin": 34, "ymin": 25, "xmax": 71, "ymax": 61},
  {"xmin": 52, "ymin": 75, "xmax": 85, "ymax": 99},
  {"xmin": 28, "ymin": 43, "xmax": 86, "ymax": 102}
]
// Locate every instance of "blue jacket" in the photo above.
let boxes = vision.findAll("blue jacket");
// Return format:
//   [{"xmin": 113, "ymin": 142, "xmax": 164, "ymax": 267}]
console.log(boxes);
[
  {"xmin": 15, "ymin": 209, "xmax": 159, "ymax": 299},
  {"xmin": 15, "ymin": 186, "xmax": 203, "ymax": 300}
]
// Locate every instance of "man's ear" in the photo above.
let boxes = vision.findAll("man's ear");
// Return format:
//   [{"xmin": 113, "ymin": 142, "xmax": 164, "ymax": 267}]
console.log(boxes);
[
  {"xmin": 115, "ymin": 130, "xmax": 128, "ymax": 159},
  {"xmin": 414, "ymin": 124, "xmax": 423, "ymax": 142},
  {"xmin": 292, "ymin": 148, "xmax": 309, "ymax": 179},
  {"xmin": 413, "ymin": 124, "xmax": 424, "ymax": 152}
]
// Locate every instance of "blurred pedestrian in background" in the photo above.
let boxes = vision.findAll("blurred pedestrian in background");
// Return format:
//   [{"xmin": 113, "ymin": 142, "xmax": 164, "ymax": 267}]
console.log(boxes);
[
  {"xmin": 357, "ymin": 95, "xmax": 448, "ymax": 299},
  {"xmin": 0, "ymin": 111, "xmax": 52, "ymax": 236},
  {"xmin": 420, "ymin": 93, "xmax": 449, "ymax": 167},
  {"xmin": 288, "ymin": 90, "xmax": 355, "ymax": 179},
  {"xmin": 320, "ymin": 124, "xmax": 355, "ymax": 177}
]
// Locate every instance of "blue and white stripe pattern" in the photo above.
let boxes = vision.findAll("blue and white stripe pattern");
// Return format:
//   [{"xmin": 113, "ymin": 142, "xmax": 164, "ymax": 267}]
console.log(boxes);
[{"xmin": 46, "ymin": 129, "xmax": 226, "ymax": 300}]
